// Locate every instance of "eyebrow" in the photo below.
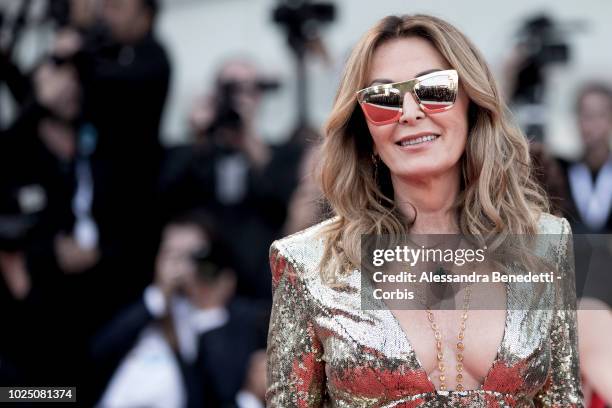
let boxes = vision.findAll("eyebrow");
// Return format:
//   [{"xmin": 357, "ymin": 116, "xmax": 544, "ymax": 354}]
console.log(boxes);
[{"xmin": 368, "ymin": 68, "xmax": 443, "ymax": 86}]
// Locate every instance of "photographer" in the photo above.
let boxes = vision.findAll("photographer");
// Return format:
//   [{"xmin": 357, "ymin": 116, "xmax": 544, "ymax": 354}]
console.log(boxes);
[
  {"xmin": 0, "ymin": 45, "xmax": 92, "ymax": 381},
  {"xmin": 554, "ymin": 83, "xmax": 612, "ymax": 233},
  {"xmin": 160, "ymin": 58, "xmax": 302, "ymax": 300},
  {"xmin": 91, "ymin": 211, "xmax": 268, "ymax": 407},
  {"xmin": 503, "ymin": 14, "xmax": 572, "ymax": 142},
  {"xmin": 1, "ymin": 0, "xmax": 171, "ymax": 384},
  {"xmin": 46, "ymin": 0, "xmax": 172, "ymax": 314}
]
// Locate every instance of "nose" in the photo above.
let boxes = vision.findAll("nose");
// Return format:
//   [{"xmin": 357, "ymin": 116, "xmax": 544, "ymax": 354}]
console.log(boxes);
[{"xmin": 398, "ymin": 92, "xmax": 425, "ymax": 125}]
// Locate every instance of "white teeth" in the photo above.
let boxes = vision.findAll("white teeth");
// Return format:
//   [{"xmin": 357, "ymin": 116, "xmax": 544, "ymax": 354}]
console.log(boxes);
[{"xmin": 399, "ymin": 135, "xmax": 438, "ymax": 146}]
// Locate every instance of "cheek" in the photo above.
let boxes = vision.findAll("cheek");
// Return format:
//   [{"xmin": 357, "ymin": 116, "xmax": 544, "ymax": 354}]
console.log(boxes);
[
  {"xmin": 452, "ymin": 116, "xmax": 469, "ymax": 144},
  {"xmin": 451, "ymin": 123, "xmax": 468, "ymax": 155},
  {"xmin": 441, "ymin": 98, "xmax": 469, "ymax": 147},
  {"xmin": 367, "ymin": 123, "xmax": 395, "ymax": 152}
]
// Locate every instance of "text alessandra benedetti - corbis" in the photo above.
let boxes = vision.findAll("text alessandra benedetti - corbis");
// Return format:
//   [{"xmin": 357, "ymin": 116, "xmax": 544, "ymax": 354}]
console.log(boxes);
[{"xmin": 372, "ymin": 271, "xmax": 557, "ymax": 283}]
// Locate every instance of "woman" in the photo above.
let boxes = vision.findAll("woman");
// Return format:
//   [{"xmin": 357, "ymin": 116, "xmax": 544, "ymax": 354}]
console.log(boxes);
[{"xmin": 266, "ymin": 14, "xmax": 583, "ymax": 406}]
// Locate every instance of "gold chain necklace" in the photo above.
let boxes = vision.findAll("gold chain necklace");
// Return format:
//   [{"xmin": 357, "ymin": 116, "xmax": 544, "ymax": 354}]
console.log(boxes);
[{"xmin": 423, "ymin": 278, "xmax": 472, "ymax": 392}]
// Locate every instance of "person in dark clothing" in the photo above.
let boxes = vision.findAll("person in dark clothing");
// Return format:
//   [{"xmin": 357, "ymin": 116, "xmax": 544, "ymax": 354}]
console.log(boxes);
[
  {"xmin": 159, "ymin": 59, "xmax": 303, "ymax": 300},
  {"xmin": 50, "ymin": 0, "xmax": 173, "ymax": 325},
  {"xmin": 0, "ymin": 0, "xmax": 171, "ymax": 394},
  {"xmin": 0, "ymin": 57, "xmax": 84, "ymax": 386},
  {"xmin": 91, "ymin": 212, "xmax": 268, "ymax": 407},
  {"xmin": 553, "ymin": 83, "xmax": 612, "ymax": 234}
]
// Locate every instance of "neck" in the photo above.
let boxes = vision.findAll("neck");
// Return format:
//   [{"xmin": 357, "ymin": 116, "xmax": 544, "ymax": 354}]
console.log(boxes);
[
  {"xmin": 391, "ymin": 166, "xmax": 461, "ymax": 234},
  {"xmin": 584, "ymin": 143, "xmax": 610, "ymax": 172}
]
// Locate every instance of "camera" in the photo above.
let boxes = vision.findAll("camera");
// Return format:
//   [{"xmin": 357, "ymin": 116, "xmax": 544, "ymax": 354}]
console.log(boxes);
[
  {"xmin": 519, "ymin": 15, "xmax": 570, "ymax": 69},
  {"xmin": 512, "ymin": 14, "xmax": 573, "ymax": 105},
  {"xmin": 206, "ymin": 78, "xmax": 280, "ymax": 138},
  {"xmin": 509, "ymin": 14, "xmax": 578, "ymax": 141},
  {"xmin": 190, "ymin": 240, "xmax": 233, "ymax": 282},
  {"xmin": 272, "ymin": 1, "xmax": 336, "ymax": 42}
]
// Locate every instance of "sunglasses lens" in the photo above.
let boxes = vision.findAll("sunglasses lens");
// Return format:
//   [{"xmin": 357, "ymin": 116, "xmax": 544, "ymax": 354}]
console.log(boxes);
[
  {"xmin": 357, "ymin": 71, "xmax": 458, "ymax": 124},
  {"xmin": 360, "ymin": 88, "xmax": 402, "ymax": 124},
  {"xmin": 415, "ymin": 74, "xmax": 457, "ymax": 112}
]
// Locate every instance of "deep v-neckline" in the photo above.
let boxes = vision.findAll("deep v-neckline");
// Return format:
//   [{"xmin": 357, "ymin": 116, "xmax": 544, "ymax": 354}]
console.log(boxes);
[{"xmin": 369, "ymin": 278, "xmax": 510, "ymax": 393}]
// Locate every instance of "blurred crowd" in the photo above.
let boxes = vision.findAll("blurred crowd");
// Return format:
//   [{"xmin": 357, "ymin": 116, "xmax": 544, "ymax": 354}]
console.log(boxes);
[
  {"xmin": 0, "ymin": 1, "xmax": 611, "ymax": 407},
  {"xmin": 0, "ymin": 0, "xmax": 315, "ymax": 406}
]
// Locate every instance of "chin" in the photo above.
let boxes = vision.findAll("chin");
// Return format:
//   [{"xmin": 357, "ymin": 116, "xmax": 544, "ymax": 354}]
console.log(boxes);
[
  {"xmin": 392, "ymin": 168, "xmax": 444, "ymax": 180},
  {"xmin": 390, "ymin": 162, "xmax": 457, "ymax": 180}
]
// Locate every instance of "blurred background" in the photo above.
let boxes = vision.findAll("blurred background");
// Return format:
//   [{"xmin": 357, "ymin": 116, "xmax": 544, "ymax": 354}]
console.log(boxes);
[{"xmin": 1, "ymin": 0, "xmax": 611, "ymax": 407}]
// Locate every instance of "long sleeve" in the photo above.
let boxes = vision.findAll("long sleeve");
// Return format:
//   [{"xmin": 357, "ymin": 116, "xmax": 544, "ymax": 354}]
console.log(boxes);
[
  {"xmin": 90, "ymin": 296, "xmax": 154, "ymax": 363},
  {"xmin": 266, "ymin": 242, "xmax": 326, "ymax": 407},
  {"xmin": 534, "ymin": 218, "xmax": 584, "ymax": 407}
]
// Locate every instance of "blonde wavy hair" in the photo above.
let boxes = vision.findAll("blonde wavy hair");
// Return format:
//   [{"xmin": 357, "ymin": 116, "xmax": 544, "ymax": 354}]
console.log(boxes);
[{"xmin": 317, "ymin": 14, "xmax": 549, "ymax": 283}]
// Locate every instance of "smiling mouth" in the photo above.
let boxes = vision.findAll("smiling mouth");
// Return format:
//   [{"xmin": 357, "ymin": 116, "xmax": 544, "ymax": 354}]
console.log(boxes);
[{"xmin": 396, "ymin": 134, "xmax": 440, "ymax": 147}]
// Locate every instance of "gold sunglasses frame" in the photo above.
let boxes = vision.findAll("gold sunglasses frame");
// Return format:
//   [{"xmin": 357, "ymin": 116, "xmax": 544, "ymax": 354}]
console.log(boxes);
[{"xmin": 356, "ymin": 69, "xmax": 459, "ymax": 125}]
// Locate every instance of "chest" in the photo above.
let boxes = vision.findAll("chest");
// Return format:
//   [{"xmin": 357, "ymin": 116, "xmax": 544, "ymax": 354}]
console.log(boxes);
[
  {"xmin": 312, "ymin": 279, "xmax": 554, "ymax": 400},
  {"xmin": 392, "ymin": 307, "xmax": 506, "ymax": 390}
]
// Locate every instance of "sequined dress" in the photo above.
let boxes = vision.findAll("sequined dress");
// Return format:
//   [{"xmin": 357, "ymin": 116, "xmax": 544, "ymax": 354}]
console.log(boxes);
[{"xmin": 266, "ymin": 213, "xmax": 583, "ymax": 407}]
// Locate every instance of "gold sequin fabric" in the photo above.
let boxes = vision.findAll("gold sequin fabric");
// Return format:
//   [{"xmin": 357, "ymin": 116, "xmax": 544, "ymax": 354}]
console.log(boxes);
[{"xmin": 266, "ymin": 213, "xmax": 584, "ymax": 407}]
